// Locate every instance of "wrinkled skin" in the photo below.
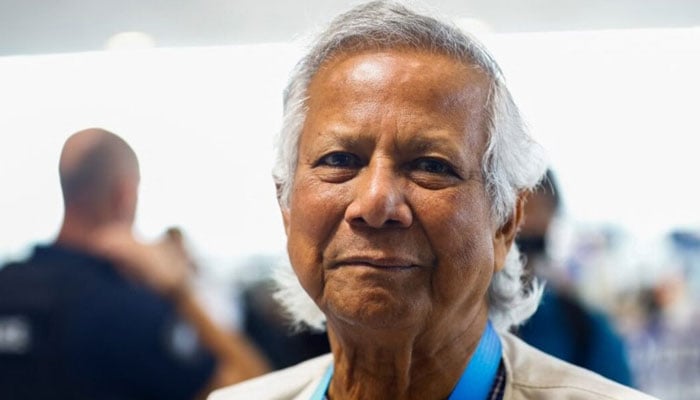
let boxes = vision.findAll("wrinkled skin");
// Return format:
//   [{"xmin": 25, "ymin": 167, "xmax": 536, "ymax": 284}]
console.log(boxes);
[{"xmin": 281, "ymin": 49, "xmax": 522, "ymax": 399}]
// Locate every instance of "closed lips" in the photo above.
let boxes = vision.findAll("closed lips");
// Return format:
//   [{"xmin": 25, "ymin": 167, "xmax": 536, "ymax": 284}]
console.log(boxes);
[{"xmin": 333, "ymin": 257, "xmax": 420, "ymax": 269}]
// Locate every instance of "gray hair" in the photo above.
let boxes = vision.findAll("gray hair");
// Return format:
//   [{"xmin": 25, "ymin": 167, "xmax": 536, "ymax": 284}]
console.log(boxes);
[{"xmin": 272, "ymin": 0, "xmax": 548, "ymax": 333}]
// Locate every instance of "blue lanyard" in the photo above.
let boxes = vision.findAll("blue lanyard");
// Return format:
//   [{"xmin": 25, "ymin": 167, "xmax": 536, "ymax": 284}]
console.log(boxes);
[
  {"xmin": 309, "ymin": 362, "xmax": 334, "ymax": 400},
  {"xmin": 310, "ymin": 321, "xmax": 501, "ymax": 400}
]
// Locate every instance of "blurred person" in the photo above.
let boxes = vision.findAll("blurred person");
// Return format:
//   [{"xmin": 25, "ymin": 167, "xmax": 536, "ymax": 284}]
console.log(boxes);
[
  {"xmin": 210, "ymin": 2, "xmax": 655, "ymax": 399},
  {"xmin": 515, "ymin": 170, "xmax": 634, "ymax": 385},
  {"xmin": 624, "ymin": 231, "xmax": 700, "ymax": 400},
  {"xmin": 166, "ymin": 226, "xmax": 244, "ymax": 332},
  {"xmin": 0, "ymin": 128, "xmax": 268, "ymax": 400}
]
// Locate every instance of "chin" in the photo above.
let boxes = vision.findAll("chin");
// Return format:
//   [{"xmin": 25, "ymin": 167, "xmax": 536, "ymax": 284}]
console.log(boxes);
[{"xmin": 324, "ymin": 291, "xmax": 424, "ymax": 332}]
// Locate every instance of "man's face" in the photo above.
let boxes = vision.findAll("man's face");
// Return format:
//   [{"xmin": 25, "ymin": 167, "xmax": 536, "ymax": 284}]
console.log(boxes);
[{"xmin": 282, "ymin": 49, "xmax": 513, "ymax": 333}]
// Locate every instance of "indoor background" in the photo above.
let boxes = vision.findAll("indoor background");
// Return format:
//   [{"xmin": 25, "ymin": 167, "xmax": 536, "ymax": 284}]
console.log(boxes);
[{"xmin": 1, "ymin": 1, "xmax": 699, "ymax": 398}]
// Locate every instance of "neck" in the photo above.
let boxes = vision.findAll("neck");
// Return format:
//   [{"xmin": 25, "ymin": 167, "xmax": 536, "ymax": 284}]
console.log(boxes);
[
  {"xmin": 326, "ymin": 306, "xmax": 489, "ymax": 400},
  {"xmin": 55, "ymin": 211, "xmax": 125, "ymax": 253}
]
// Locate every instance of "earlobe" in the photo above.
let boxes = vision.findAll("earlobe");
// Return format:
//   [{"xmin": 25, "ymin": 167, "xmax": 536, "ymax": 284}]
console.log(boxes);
[{"xmin": 493, "ymin": 192, "xmax": 527, "ymax": 272}]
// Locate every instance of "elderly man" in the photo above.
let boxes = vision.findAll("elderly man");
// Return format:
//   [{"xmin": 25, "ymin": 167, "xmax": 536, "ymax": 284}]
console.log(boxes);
[
  {"xmin": 211, "ymin": 1, "xmax": 656, "ymax": 399},
  {"xmin": 0, "ymin": 128, "xmax": 268, "ymax": 399}
]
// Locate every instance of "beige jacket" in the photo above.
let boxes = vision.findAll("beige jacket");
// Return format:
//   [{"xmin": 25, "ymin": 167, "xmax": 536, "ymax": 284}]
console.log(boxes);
[{"xmin": 209, "ymin": 332, "xmax": 657, "ymax": 400}]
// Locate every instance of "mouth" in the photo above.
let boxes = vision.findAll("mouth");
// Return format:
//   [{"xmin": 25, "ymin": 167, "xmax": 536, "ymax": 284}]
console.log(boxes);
[{"xmin": 333, "ymin": 256, "xmax": 420, "ymax": 270}]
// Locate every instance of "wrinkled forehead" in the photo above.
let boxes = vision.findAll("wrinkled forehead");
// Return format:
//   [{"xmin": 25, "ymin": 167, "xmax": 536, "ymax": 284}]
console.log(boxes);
[
  {"xmin": 306, "ymin": 48, "xmax": 493, "ymax": 149},
  {"xmin": 315, "ymin": 45, "xmax": 491, "ymax": 85}
]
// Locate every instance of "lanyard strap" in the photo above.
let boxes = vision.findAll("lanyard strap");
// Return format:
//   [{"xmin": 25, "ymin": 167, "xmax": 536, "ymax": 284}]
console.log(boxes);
[
  {"xmin": 309, "ymin": 361, "xmax": 334, "ymax": 400},
  {"xmin": 448, "ymin": 321, "xmax": 501, "ymax": 400},
  {"xmin": 310, "ymin": 321, "xmax": 502, "ymax": 400}
]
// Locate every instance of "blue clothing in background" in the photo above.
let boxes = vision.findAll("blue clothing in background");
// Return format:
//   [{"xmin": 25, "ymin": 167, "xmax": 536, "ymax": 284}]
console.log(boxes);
[
  {"xmin": 0, "ymin": 245, "xmax": 216, "ymax": 400},
  {"xmin": 517, "ymin": 288, "xmax": 634, "ymax": 386}
]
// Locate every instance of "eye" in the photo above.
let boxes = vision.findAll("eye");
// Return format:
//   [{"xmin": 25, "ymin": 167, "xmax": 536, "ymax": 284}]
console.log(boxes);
[
  {"xmin": 316, "ymin": 152, "xmax": 362, "ymax": 168},
  {"xmin": 411, "ymin": 158, "xmax": 458, "ymax": 176}
]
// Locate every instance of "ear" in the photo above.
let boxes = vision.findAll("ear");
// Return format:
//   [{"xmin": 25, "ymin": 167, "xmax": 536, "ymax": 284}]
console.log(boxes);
[
  {"xmin": 276, "ymin": 182, "xmax": 291, "ymax": 237},
  {"xmin": 492, "ymin": 191, "xmax": 527, "ymax": 272}
]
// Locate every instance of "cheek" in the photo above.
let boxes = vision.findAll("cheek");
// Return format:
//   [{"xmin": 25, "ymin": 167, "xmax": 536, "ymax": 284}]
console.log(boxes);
[
  {"xmin": 288, "ymin": 177, "xmax": 345, "ymax": 246},
  {"xmin": 422, "ymin": 190, "xmax": 496, "ymax": 303},
  {"xmin": 423, "ymin": 188, "xmax": 493, "ymax": 249},
  {"xmin": 286, "ymin": 177, "xmax": 348, "ymax": 299}
]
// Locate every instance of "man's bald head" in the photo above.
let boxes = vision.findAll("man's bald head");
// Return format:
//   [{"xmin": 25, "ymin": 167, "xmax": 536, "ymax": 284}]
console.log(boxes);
[{"xmin": 59, "ymin": 128, "xmax": 140, "ymax": 225}]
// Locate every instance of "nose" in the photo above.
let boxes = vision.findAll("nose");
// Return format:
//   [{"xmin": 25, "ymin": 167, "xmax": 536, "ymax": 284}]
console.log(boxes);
[{"xmin": 344, "ymin": 160, "xmax": 413, "ymax": 229}]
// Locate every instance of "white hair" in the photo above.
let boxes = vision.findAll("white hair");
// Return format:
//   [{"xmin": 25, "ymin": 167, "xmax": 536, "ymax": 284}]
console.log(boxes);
[{"xmin": 272, "ymin": 0, "xmax": 547, "ymax": 333}]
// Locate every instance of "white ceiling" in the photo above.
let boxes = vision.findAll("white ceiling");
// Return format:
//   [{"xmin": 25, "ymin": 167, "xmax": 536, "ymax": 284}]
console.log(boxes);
[{"xmin": 2, "ymin": 0, "xmax": 700, "ymax": 56}]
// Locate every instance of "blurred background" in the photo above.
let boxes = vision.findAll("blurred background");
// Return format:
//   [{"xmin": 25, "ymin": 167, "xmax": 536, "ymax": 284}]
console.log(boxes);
[{"xmin": 1, "ymin": 1, "xmax": 699, "ymax": 398}]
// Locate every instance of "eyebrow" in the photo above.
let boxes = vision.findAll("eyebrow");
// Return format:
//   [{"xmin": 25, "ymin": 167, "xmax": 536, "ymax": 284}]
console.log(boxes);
[
  {"xmin": 401, "ymin": 129, "xmax": 471, "ymax": 161},
  {"xmin": 310, "ymin": 125, "xmax": 374, "ymax": 150},
  {"xmin": 404, "ymin": 133, "xmax": 453, "ymax": 152}
]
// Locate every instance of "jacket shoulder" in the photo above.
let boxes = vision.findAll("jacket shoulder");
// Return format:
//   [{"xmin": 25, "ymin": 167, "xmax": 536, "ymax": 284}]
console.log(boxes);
[
  {"xmin": 500, "ymin": 332, "xmax": 657, "ymax": 400},
  {"xmin": 208, "ymin": 353, "xmax": 333, "ymax": 400}
]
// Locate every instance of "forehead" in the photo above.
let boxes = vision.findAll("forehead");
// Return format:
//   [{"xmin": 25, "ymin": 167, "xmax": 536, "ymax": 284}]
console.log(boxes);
[
  {"xmin": 304, "ymin": 48, "xmax": 491, "ymax": 152},
  {"xmin": 312, "ymin": 48, "xmax": 488, "ymax": 98}
]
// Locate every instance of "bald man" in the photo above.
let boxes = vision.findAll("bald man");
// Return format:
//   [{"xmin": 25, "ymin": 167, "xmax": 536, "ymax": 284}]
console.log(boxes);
[
  {"xmin": 0, "ymin": 128, "xmax": 268, "ymax": 400},
  {"xmin": 57, "ymin": 129, "xmax": 141, "ymax": 244}
]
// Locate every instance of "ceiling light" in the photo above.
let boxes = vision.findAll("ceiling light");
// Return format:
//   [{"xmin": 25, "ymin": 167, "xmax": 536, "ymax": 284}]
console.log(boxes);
[{"xmin": 105, "ymin": 31, "xmax": 156, "ymax": 51}]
